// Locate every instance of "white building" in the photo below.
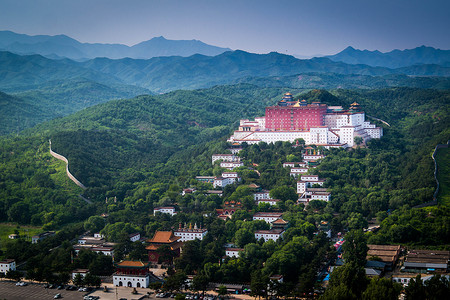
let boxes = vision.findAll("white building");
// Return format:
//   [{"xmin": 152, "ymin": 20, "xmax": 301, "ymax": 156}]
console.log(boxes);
[
  {"xmin": 129, "ymin": 233, "xmax": 141, "ymax": 242},
  {"xmin": 0, "ymin": 259, "xmax": 15, "ymax": 275},
  {"xmin": 298, "ymin": 189, "xmax": 331, "ymax": 204},
  {"xmin": 72, "ymin": 269, "xmax": 89, "ymax": 279},
  {"xmin": 253, "ymin": 212, "xmax": 284, "ymax": 224},
  {"xmin": 220, "ymin": 161, "xmax": 244, "ymax": 170},
  {"xmin": 225, "ymin": 248, "xmax": 244, "ymax": 258},
  {"xmin": 255, "ymin": 229, "xmax": 284, "ymax": 242},
  {"xmin": 174, "ymin": 224, "xmax": 208, "ymax": 242},
  {"xmin": 257, "ymin": 199, "xmax": 280, "ymax": 206},
  {"xmin": 113, "ymin": 261, "xmax": 150, "ymax": 288},
  {"xmin": 214, "ymin": 172, "xmax": 241, "ymax": 188},
  {"xmin": 212, "ymin": 154, "xmax": 240, "ymax": 164},
  {"xmin": 153, "ymin": 206, "xmax": 177, "ymax": 216},
  {"xmin": 253, "ymin": 190, "xmax": 271, "ymax": 201},
  {"xmin": 297, "ymin": 175, "xmax": 325, "ymax": 194},
  {"xmin": 283, "ymin": 162, "xmax": 307, "ymax": 168},
  {"xmin": 290, "ymin": 167, "xmax": 309, "ymax": 177},
  {"xmin": 92, "ymin": 246, "xmax": 114, "ymax": 256}
]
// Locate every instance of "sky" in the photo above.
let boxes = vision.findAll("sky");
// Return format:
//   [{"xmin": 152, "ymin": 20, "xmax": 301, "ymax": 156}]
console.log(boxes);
[{"xmin": 0, "ymin": 0, "xmax": 449, "ymax": 57}]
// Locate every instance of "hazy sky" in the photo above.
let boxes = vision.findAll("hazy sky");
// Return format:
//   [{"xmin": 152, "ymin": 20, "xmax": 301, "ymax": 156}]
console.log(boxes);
[{"xmin": 0, "ymin": 0, "xmax": 449, "ymax": 56}]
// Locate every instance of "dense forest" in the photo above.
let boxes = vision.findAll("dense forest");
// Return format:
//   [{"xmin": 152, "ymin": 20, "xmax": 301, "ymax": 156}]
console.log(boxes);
[{"xmin": 0, "ymin": 83, "xmax": 448, "ymax": 299}]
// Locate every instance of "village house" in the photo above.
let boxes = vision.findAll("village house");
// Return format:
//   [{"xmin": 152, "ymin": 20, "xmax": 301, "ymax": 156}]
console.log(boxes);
[
  {"xmin": 253, "ymin": 189, "xmax": 271, "ymax": 201},
  {"xmin": 129, "ymin": 233, "xmax": 141, "ymax": 242},
  {"xmin": 153, "ymin": 206, "xmax": 177, "ymax": 216},
  {"xmin": 403, "ymin": 249, "xmax": 449, "ymax": 272},
  {"xmin": 220, "ymin": 161, "xmax": 244, "ymax": 170},
  {"xmin": 282, "ymin": 162, "xmax": 307, "ymax": 168},
  {"xmin": 255, "ymin": 229, "xmax": 284, "ymax": 242},
  {"xmin": 253, "ymin": 212, "xmax": 284, "ymax": 223},
  {"xmin": 182, "ymin": 188, "xmax": 196, "ymax": 196},
  {"xmin": 225, "ymin": 247, "xmax": 244, "ymax": 258},
  {"xmin": 0, "ymin": 259, "xmax": 16, "ymax": 275},
  {"xmin": 32, "ymin": 231, "xmax": 55, "ymax": 243},
  {"xmin": 257, "ymin": 199, "xmax": 281, "ymax": 206},
  {"xmin": 212, "ymin": 154, "xmax": 240, "ymax": 164},
  {"xmin": 72, "ymin": 269, "xmax": 89, "ymax": 280},
  {"xmin": 366, "ymin": 244, "xmax": 402, "ymax": 271},
  {"xmin": 195, "ymin": 176, "xmax": 215, "ymax": 183}
]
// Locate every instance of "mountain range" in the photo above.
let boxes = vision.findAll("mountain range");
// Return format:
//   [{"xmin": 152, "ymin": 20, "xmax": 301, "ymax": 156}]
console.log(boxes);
[
  {"xmin": 326, "ymin": 45, "xmax": 450, "ymax": 69},
  {"xmin": 1, "ymin": 49, "xmax": 449, "ymax": 94},
  {"xmin": 0, "ymin": 30, "xmax": 231, "ymax": 60}
]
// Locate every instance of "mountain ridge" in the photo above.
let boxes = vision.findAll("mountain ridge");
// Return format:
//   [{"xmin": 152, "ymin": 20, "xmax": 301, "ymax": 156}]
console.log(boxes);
[
  {"xmin": 0, "ymin": 30, "xmax": 231, "ymax": 60},
  {"xmin": 327, "ymin": 45, "xmax": 450, "ymax": 68}
]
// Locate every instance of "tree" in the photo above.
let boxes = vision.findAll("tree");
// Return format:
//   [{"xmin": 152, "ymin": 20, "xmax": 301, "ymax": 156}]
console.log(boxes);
[
  {"xmin": 73, "ymin": 273, "xmax": 84, "ymax": 287},
  {"xmin": 362, "ymin": 277, "xmax": 402, "ymax": 300},
  {"xmin": 269, "ymin": 186, "xmax": 298, "ymax": 202},
  {"xmin": 218, "ymin": 285, "xmax": 228, "ymax": 298},
  {"xmin": 250, "ymin": 269, "xmax": 268, "ymax": 299},
  {"xmin": 342, "ymin": 229, "xmax": 368, "ymax": 267},
  {"xmin": 6, "ymin": 270, "xmax": 23, "ymax": 282},
  {"xmin": 327, "ymin": 262, "xmax": 367, "ymax": 299},
  {"xmin": 354, "ymin": 136, "xmax": 363, "ymax": 146},
  {"xmin": 424, "ymin": 274, "xmax": 450, "ymax": 300},
  {"xmin": 84, "ymin": 215, "xmax": 105, "ymax": 233},
  {"xmin": 192, "ymin": 274, "xmax": 209, "ymax": 296},
  {"xmin": 163, "ymin": 271, "xmax": 187, "ymax": 292},
  {"xmin": 405, "ymin": 275, "xmax": 426, "ymax": 300},
  {"xmin": 234, "ymin": 228, "xmax": 256, "ymax": 248}
]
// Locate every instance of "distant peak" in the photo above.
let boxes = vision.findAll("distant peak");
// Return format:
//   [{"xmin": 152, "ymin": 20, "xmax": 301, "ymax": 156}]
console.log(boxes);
[{"xmin": 343, "ymin": 46, "xmax": 357, "ymax": 51}]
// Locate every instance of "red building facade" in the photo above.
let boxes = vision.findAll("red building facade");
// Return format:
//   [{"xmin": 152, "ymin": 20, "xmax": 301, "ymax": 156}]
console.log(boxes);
[{"xmin": 265, "ymin": 102, "xmax": 327, "ymax": 131}]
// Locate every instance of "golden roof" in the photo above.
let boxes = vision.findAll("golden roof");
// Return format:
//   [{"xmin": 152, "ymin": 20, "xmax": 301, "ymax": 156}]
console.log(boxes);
[{"xmin": 146, "ymin": 231, "xmax": 181, "ymax": 244}]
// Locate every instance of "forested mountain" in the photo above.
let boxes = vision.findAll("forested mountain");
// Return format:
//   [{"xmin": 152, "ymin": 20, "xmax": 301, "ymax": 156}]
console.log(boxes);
[
  {"xmin": 2, "ymin": 50, "xmax": 450, "ymax": 96},
  {"xmin": 0, "ymin": 31, "xmax": 231, "ymax": 60},
  {"xmin": 327, "ymin": 45, "xmax": 450, "ymax": 68},
  {"xmin": 235, "ymin": 73, "xmax": 450, "ymax": 90},
  {"xmin": 1, "ymin": 85, "xmax": 448, "ymax": 229},
  {"xmin": 0, "ymin": 79, "xmax": 151, "ymax": 135}
]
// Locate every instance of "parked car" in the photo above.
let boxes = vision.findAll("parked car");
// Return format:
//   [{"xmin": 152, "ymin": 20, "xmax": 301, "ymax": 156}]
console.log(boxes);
[
  {"xmin": 78, "ymin": 287, "xmax": 85, "ymax": 292},
  {"xmin": 54, "ymin": 294, "xmax": 61, "ymax": 299},
  {"xmin": 15, "ymin": 282, "xmax": 21, "ymax": 286},
  {"xmin": 57, "ymin": 285, "xmax": 64, "ymax": 289}
]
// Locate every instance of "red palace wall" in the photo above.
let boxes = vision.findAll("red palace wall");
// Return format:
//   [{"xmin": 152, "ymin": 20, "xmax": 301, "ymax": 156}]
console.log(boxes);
[{"xmin": 265, "ymin": 104, "xmax": 327, "ymax": 130}]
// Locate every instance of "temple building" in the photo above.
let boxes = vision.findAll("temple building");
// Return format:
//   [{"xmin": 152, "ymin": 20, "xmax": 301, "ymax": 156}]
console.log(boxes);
[
  {"xmin": 228, "ymin": 93, "xmax": 383, "ymax": 147},
  {"xmin": 145, "ymin": 231, "xmax": 183, "ymax": 263},
  {"xmin": 174, "ymin": 223, "xmax": 208, "ymax": 242},
  {"xmin": 113, "ymin": 260, "xmax": 151, "ymax": 288}
]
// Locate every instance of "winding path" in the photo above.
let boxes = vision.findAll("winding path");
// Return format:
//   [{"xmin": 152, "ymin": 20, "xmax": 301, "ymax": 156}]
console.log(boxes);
[
  {"xmin": 49, "ymin": 139, "xmax": 87, "ymax": 190},
  {"xmin": 366, "ymin": 115, "xmax": 390, "ymax": 127}
]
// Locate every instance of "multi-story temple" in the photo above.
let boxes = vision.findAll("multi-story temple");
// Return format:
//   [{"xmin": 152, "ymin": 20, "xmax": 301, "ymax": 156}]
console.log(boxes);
[{"xmin": 228, "ymin": 93, "xmax": 383, "ymax": 147}]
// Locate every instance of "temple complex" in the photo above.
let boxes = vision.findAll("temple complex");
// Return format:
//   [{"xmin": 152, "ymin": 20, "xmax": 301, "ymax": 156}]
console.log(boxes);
[{"xmin": 228, "ymin": 93, "xmax": 383, "ymax": 147}]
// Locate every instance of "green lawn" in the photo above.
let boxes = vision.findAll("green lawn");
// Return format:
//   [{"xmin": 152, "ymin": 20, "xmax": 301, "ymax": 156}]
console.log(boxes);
[
  {"xmin": 435, "ymin": 146, "xmax": 450, "ymax": 206},
  {"xmin": 0, "ymin": 223, "xmax": 42, "ymax": 251}
]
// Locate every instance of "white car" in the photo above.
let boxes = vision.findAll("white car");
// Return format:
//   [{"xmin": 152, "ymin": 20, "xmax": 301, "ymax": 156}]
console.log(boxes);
[{"xmin": 54, "ymin": 294, "xmax": 61, "ymax": 299}]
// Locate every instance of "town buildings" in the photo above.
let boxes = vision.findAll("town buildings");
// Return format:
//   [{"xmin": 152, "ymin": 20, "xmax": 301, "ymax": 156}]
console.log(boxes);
[
  {"xmin": 253, "ymin": 212, "xmax": 284, "ymax": 224},
  {"xmin": 225, "ymin": 247, "xmax": 244, "ymax": 258},
  {"xmin": 228, "ymin": 93, "xmax": 382, "ymax": 147}
]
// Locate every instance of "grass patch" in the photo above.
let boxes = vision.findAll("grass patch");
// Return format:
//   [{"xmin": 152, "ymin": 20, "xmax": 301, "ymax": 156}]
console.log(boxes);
[
  {"xmin": 435, "ymin": 146, "xmax": 450, "ymax": 206},
  {"xmin": 0, "ymin": 223, "xmax": 42, "ymax": 251}
]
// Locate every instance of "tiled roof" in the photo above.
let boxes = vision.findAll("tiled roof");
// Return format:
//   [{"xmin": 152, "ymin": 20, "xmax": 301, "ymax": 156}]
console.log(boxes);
[
  {"xmin": 116, "ymin": 260, "xmax": 147, "ymax": 268},
  {"xmin": 146, "ymin": 231, "xmax": 181, "ymax": 244}
]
